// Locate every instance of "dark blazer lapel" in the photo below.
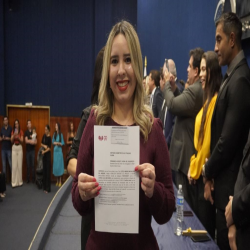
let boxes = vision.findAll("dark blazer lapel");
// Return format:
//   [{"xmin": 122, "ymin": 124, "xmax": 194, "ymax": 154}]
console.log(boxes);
[
  {"xmin": 153, "ymin": 87, "xmax": 159, "ymax": 102},
  {"xmin": 211, "ymin": 58, "xmax": 247, "ymax": 124},
  {"xmin": 241, "ymin": 131, "xmax": 250, "ymax": 166}
]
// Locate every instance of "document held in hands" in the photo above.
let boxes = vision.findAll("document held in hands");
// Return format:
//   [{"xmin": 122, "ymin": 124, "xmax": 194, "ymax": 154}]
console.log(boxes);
[{"xmin": 94, "ymin": 126, "xmax": 140, "ymax": 234}]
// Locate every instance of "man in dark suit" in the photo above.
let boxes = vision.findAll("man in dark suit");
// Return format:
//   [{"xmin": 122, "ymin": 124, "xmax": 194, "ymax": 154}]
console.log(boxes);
[
  {"xmin": 164, "ymin": 48, "xmax": 204, "ymax": 206},
  {"xmin": 148, "ymin": 70, "xmax": 164, "ymax": 118},
  {"xmin": 225, "ymin": 131, "xmax": 250, "ymax": 250},
  {"xmin": 202, "ymin": 13, "xmax": 250, "ymax": 250}
]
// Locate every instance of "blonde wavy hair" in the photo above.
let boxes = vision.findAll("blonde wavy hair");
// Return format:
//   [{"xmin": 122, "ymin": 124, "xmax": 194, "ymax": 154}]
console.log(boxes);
[{"xmin": 94, "ymin": 20, "xmax": 153, "ymax": 141}]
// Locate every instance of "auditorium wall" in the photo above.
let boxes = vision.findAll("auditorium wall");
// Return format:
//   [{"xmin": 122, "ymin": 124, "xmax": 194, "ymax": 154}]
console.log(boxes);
[
  {"xmin": 137, "ymin": 0, "xmax": 250, "ymax": 80},
  {"xmin": 243, "ymin": 39, "xmax": 250, "ymax": 66},
  {"xmin": 138, "ymin": 0, "xmax": 219, "ymax": 80},
  {"xmin": 0, "ymin": 4, "xmax": 4, "ymax": 116},
  {"xmin": 0, "ymin": 0, "xmax": 137, "ymax": 117}
]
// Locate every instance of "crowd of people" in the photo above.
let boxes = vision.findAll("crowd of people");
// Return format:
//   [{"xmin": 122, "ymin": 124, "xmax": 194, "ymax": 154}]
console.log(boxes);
[
  {"xmin": 68, "ymin": 12, "xmax": 250, "ymax": 250},
  {"xmin": 0, "ymin": 117, "xmax": 76, "ymax": 197},
  {"xmin": 0, "ymin": 11, "xmax": 249, "ymax": 250}
]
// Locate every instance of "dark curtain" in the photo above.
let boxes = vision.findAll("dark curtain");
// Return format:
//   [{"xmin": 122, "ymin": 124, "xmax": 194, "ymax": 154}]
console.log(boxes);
[
  {"xmin": 2, "ymin": 0, "xmax": 137, "ymax": 117},
  {"xmin": 0, "ymin": 2, "xmax": 4, "ymax": 115}
]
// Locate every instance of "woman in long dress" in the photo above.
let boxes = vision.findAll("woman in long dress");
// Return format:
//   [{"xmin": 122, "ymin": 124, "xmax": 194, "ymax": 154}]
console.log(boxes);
[
  {"xmin": 66, "ymin": 122, "xmax": 76, "ymax": 160},
  {"xmin": 52, "ymin": 122, "xmax": 64, "ymax": 187},
  {"xmin": 11, "ymin": 119, "xmax": 23, "ymax": 187},
  {"xmin": 41, "ymin": 124, "xmax": 51, "ymax": 193}
]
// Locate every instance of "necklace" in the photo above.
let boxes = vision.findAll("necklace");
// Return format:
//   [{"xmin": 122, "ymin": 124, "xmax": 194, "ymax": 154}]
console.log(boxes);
[{"xmin": 111, "ymin": 114, "xmax": 134, "ymax": 126}]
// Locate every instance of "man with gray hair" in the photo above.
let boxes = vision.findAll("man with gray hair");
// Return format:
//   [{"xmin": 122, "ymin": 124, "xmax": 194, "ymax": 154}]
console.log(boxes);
[
  {"xmin": 160, "ymin": 59, "xmax": 184, "ymax": 94},
  {"xmin": 168, "ymin": 59, "xmax": 184, "ymax": 93},
  {"xmin": 159, "ymin": 59, "xmax": 183, "ymax": 150}
]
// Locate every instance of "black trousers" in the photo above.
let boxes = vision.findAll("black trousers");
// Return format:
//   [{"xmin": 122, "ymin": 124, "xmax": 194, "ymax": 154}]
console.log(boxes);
[
  {"xmin": 81, "ymin": 212, "xmax": 93, "ymax": 250},
  {"xmin": 42, "ymin": 154, "xmax": 51, "ymax": 192},
  {"xmin": 175, "ymin": 170, "xmax": 216, "ymax": 239},
  {"xmin": 216, "ymin": 208, "xmax": 231, "ymax": 250},
  {"xmin": 26, "ymin": 150, "xmax": 35, "ymax": 181},
  {"xmin": 0, "ymin": 173, "xmax": 6, "ymax": 193}
]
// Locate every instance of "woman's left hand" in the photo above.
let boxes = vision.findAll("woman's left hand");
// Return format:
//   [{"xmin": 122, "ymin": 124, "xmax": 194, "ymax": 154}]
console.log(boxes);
[
  {"xmin": 135, "ymin": 163, "xmax": 156, "ymax": 198},
  {"xmin": 204, "ymin": 179, "xmax": 214, "ymax": 205},
  {"xmin": 228, "ymin": 224, "xmax": 237, "ymax": 250},
  {"xmin": 187, "ymin": 168, "xmax": 196, "ymax": 185}
]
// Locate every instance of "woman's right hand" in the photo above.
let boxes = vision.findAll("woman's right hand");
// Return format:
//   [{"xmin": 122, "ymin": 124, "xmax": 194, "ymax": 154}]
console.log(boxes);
[{"xmin": 78, "ymin": 173, "xmax": 101, "ymax": 201}]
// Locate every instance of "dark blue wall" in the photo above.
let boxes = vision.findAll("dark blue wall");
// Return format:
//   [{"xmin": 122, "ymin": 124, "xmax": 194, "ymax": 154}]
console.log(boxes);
[
  {"xmin": 137, "ymin": 0, "xmax": 219, "ymax": 81},
  {"xmin": 0, "ymin": 3, "xmax": 4, "ymax": 116},
  {"xmin": 94, "ymin": 0, "xmax": 138, "ymax": 58},
  {"xmin": 137, "ymin": 0, "xmax": 250, "ymax": 79},
  {"xmin": 1, "ymin": 0, "xmax": 249, "ymax": 117},
  {"xmin": 243, "ymin": 39, "xmax": 250, "ymax": 67},
  {"xmin": 4, "ymin": 0, "xmax": 95, "ymax": 117},
  {"xmin": 2, "ymin": 0, "xmax": 137, "ymax": 117}
]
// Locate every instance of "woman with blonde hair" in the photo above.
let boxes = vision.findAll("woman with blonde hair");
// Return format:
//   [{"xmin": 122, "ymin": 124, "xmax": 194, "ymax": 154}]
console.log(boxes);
[{"xmin": 72, "ymin": 20, "xmax": 175, "ymax": 249}]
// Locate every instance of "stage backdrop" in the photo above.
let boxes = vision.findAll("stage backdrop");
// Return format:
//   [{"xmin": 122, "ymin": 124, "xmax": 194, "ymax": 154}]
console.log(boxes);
[
  {"xmin": 1, "ymin": 0, "xmax": 137, "ymax": 117},
  {"xmin": 0, "ymin": 0, "xmax": 249, "ymax": 118},
  {"xmin": 0, "ymin": 3, "xmax": 4, "ymax": 116},
  {"xmin": 137, "ymin": 0, "xmax": 220, "ymax": 81}
]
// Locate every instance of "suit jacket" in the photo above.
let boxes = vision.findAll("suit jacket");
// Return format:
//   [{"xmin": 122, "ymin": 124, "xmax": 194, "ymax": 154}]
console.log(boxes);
[
  {"xmin": 164, "ymin": 80, "xmax": 203, "ymax": 175},
  {"xmin": 233, "ymin": 131, "xmax": 250, "ymax": 250},
  {"xmin": 176, "ymin": 79, "xmax": 184, "ymax": 93},
  {"xmin": 165, "ymin": 112, "xmax": 175, "ymax": 149},
  {"xmin": 152, "ymin": 87, "xmax": 164, "ymax": 118},
  {"xmin": 159, "ymin": 96, "xmax": 177, "ymax": 149},
  {"xmin": 205, "ymin": 58, "xmax": 250, "ymax": 210}
]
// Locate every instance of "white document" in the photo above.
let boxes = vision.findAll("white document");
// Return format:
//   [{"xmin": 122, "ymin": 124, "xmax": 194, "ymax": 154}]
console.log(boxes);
[{"xmin": 94, "ymin": 126, "xmax": 140, "ymax": 234}]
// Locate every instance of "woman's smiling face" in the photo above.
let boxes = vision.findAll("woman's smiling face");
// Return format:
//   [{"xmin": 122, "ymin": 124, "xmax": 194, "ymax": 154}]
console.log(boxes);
[{"xmin": 109, "ymin": 34, "xmax": 136, "ymax": 106}]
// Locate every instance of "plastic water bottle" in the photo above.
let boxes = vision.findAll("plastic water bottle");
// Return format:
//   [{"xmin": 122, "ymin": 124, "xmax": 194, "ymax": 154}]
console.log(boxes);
[{"xmin": 176, "ymin": 184, "xmax": 184, "ymax": 236}]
